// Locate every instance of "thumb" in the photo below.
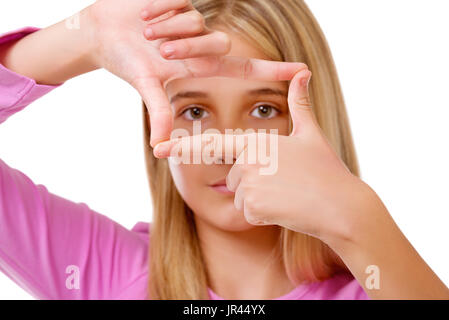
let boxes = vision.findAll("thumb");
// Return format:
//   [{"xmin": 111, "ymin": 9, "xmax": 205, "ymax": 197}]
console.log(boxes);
[
  {"xmin": 287, "ymin": 68, "xmax": 315, "ymax": 137},
  {"xmin": 132, "ymin": 77, "xmax": 173, "ymax": 147}
]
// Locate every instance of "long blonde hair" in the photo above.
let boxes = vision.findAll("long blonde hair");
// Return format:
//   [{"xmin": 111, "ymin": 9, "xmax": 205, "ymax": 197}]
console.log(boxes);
[{"xmin": 142, "ymin": 0, "xmax": 360, "ymax": 299}]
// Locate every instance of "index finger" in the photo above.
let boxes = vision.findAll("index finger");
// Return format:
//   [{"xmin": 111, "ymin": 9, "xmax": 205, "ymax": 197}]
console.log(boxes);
[
  {"xmin": 153, "ymin": 132, "xmax": 253, "ymax": 161},
  {"xmin": 186, "ymin": 57, "xmax": 309, "ymax": 82}
]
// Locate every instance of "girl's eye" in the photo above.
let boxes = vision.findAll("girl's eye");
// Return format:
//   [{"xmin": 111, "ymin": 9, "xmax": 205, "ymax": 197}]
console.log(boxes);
[
  {"xmin": 181, "ymin": 106, "xmax": 210, "ymax": 120},
  {"xmin": 250, "ymin": 105, "xmax": 279, "ymax": 119}
]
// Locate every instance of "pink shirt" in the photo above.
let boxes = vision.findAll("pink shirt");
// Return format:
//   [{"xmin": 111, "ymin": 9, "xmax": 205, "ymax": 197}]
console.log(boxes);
[{"xmin": 0, "ymin": 26, "xmax": 369, "ymax": 300}]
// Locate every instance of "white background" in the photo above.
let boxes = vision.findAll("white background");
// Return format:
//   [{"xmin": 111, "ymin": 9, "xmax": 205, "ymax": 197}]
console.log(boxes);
[{"xmin": 0, "ymin": 0, "xmax": 448, "ymax": 299}]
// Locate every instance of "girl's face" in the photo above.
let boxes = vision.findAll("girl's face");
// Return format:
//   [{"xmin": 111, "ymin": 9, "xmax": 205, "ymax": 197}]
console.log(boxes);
[{"xmin": 165, "ymin": 30, "xmax": 290, "ymax": 232}]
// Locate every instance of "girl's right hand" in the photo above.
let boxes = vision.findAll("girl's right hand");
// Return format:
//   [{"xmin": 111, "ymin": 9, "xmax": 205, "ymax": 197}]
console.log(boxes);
[
  {"xmin": 84, "ymin": 0, "xmax": 231, "ymax": 146},
  {"xmin": 84, "ymin": 0, "xmax": 307, "ymax": 147}
]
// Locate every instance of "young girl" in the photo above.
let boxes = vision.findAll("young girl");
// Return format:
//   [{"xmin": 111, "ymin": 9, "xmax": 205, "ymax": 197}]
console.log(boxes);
[{"xmin": 0, "ymin": 0, "xmax": 448, "ymax": 300}]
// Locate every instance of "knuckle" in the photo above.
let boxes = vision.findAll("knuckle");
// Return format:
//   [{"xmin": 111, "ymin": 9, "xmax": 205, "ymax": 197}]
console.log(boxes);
[
  {"xmin": 243, "ymin": 191, "xmax": 258, "ymax": 211},
  {"xmin": 245, "ymin": 213, "xmax": 259, "ymax": 225},
  {"xmin": 190, "ymin": 12, "xmax": 205, "ymax": 31},
  {"xmin": 244, "ymin": 203, "xmax": 259, "ymax": 222},
  {"xmin": 296, "ymin": 96, "xmax": 312, "ymax": 108},
  {"xmin": 245, "ymin": 208, "xmax": 268, "ymax": 226},
  {"xmin": 216, "ymin": 31, "xmax": 232, "ymax": 53},
  {"xmin": 178, "ymin": 38, "xmax": 193, "ymax": 55},
  {"xmin": 155, "ymin": 107, "xmax": 173, "ymax": 116},
  {"xmin": 145, "ymin": 23, "xmax": 158, "ymax": 35}
]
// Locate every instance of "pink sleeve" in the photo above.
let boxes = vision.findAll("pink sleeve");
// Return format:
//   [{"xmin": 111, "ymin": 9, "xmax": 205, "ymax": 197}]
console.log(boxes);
[
  {"xmin": 0, "ymin": 27, "xmax": 148, "ymax": 299},
  {"xmin": 0, "ymin": 26, "xmax": 63, "ymax": 124}
]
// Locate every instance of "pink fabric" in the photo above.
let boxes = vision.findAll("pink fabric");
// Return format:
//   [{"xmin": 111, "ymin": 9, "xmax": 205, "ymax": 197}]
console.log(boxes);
[{"xmin": 0, "ymin": 26, "xmax": 369, "ymax": 300}]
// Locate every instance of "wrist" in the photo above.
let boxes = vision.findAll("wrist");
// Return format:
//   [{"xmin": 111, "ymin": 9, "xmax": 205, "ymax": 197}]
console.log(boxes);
[
  {"xmin": 324, "ymin": 180, "xmax": 393, "ymax": 255},
  {"xmin": 63, "ymin": 6, "xmax": 101, "ymax": 72},
  {"xmin": 0, "ymin": 10, "xmax": 100, "ymax": 85}
]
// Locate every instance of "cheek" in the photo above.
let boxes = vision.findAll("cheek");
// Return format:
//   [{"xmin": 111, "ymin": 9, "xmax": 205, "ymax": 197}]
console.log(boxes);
[{"xmin": 168, "ymin": 162, "xmax": 204, "ymax": 202}]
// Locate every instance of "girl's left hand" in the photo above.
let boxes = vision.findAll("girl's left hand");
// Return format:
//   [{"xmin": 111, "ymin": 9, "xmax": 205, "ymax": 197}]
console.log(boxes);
[
  {"xmin": 225, "ymin": 68, "xmax": 382, "ymax": 247},
  {"xmin": 155, "ymin": 68, "xmax": 449, "ymax": 299},
  {"xmin": 155, "ymin": 68, "xmax": 385, "ymax": 248},
  {"xmin": 229, "ymin": 69, "xmax": 449, "ymax": 300}
]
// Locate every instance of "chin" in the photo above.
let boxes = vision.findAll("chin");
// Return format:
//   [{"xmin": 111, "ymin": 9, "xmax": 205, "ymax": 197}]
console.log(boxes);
[{"xmin": 194, "ymin": 203, "xmax": 257, "ymax": 233}]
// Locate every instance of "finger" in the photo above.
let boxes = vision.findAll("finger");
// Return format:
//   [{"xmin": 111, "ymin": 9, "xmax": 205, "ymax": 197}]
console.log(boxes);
[
  {"xmin": 233, "ymin": 183, "xmax": 245, "ymax": 212},
  {"xmin": 218, "ymin": 58, "xmax": 308, "ymax": 82},
  {"xmin": 226, "ymin": 150, "xmax": 246, "ymax": 192},
  {"xmin": 153, "ymin": 133, "xmax": 247, "ymax": 160},
  {"xmin": 160, "ymin": 31, "xmax": 231, "ymax": 59},
  {"xmin": 185, "ymin": 56, "xmax": 308, "ymax": 82},
  {"xmin": 234, "ymin": 182, "xmax": 267, "ymax": 225},
  {"xmin": 287, "ymin": 68, "xmax": 315, "ymax": 137},
  {"xmin": 132, "ymin": 77, "xmax": 173, "ymax": 147},
  {"xmin": 141, "ymin": 0, "xmax": 194, "ymax": 21},
  {"xmin": 144, "ymin": 10, "xmax": 206, "ymax": 41},
  {"xmin": 153, "ymin": 133, "xmax": 251, "ymax": 160}
]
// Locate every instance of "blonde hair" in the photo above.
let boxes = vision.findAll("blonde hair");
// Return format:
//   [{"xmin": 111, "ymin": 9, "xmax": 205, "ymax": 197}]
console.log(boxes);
[{"xmin": 142, "ymin": 0, "xmax": 360, "ymax": 299}]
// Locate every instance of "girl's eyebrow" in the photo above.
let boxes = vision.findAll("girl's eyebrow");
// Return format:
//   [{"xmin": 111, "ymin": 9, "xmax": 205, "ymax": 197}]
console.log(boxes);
[
  {"xmin": 248, "ymin": 87, "xmax": 287, "ymax": 98},
  {"xmin": 170, "ymin": 91, "xmax": 208, "ymax": 104},
  {"xmin": 169, "ymin": 88, "xmax": 287, "ymax": 104}
]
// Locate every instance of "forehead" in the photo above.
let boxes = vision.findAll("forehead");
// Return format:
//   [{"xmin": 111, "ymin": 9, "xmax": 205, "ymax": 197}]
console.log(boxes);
[{"xmin": 165, "ymin": 28, "xmax": 287, "ymax": 97}]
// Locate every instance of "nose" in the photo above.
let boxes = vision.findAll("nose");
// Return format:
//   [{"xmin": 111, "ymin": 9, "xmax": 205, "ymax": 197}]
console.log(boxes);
[{"xmin": 210, "ymin": 115, "xmax": 255, "ymax": 165}]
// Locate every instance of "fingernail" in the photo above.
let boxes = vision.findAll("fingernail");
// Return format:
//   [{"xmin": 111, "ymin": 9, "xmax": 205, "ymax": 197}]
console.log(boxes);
[
  {"xmin": 153, "ymin": 147, "xmax": 161, "ymax": 158},
  {"xmin": 144, "ymin": 27, "xmax": 154, "ymax": 39},
  {"xmin": 300, "ymin": 71, "xmax": 311, "ymax": 88},
  {"xmin": 153, "ymin": 142, "xmax": 168, "ymax": 158},
  {"xmin": 153, "ymin": 144, "xmax": 163, "ymax": 157},
  {"xmin": 163, "ymin": 45, "xmax": 176, "ymax": 58}
]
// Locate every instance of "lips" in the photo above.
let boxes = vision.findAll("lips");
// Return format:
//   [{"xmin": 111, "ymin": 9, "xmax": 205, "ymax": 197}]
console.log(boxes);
[{"xmin": 209, "ymin": 179, "xmax": 234, "ymax": 195}]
